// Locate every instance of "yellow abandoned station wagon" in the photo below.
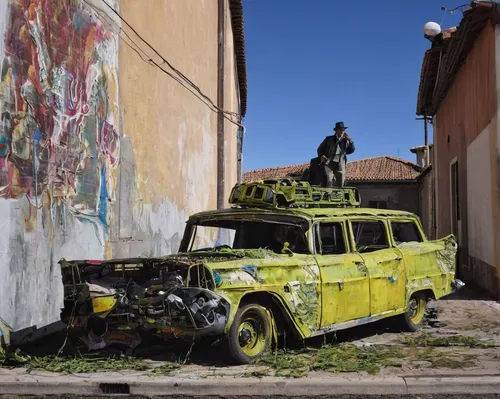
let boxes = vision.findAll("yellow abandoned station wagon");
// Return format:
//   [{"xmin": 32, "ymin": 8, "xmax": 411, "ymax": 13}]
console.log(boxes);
[{"xmin": 60, "ymin": 179, "xmax": 462, "ymax": 364}]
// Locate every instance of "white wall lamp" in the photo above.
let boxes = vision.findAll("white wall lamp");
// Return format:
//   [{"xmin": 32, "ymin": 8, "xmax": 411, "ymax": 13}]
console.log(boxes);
[{"xmin": 424, "ymin": 21, "xmax": 442, "ymax": 41}]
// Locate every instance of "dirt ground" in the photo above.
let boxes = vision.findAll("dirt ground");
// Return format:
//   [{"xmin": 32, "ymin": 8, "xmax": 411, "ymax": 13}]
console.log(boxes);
[
  {"xmin": 3, "ymin": 286, "xmax": 500, "ymax": 380},
  {"xmin": 157, "ymin": 285, "xmax": 500, "ymax": 379}
]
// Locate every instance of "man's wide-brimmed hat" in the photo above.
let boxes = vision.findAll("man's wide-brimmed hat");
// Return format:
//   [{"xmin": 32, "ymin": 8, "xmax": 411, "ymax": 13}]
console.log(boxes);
[{"xmin": 334, "ymin": 121, "xmax": 347, "ymax": 130}]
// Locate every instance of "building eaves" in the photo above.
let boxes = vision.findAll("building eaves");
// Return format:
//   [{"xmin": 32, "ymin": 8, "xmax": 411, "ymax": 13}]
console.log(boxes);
[
  {"xmin": 410, "ymin": 143, "xmax": 434, "ymax": 153},
  {"xmin": 229, "ymin": 0, "xmax": 247, "ymax": 117},
  {"xmin": 416, "ymin": 2, "xmax": 498, "ymax": 116},
  {"xmin": 417, "ymin": 164, "xmax": 433, "ymax": 181}
]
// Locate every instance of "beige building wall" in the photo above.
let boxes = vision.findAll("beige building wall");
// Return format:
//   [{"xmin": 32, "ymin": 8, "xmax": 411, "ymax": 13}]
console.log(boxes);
[
  {"xmin": 352, "ymin": 183, "xmax": 420, "ymax": 216},
  {"xmin": 113, "ymin": 0, "xmax": 241, "ymax": 258}
]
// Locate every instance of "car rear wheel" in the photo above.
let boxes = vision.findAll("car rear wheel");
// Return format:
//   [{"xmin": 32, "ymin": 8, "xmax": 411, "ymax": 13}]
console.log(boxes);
[
  {"xmin": 401, "ymin": 292, "xmax": 427, "ymax": 332},
  {"xmin": 225, "ymin": 303, "xmax": 272, "ymax": 365}
]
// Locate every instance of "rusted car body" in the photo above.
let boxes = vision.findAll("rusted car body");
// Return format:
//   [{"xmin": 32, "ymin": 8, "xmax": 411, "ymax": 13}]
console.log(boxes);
[{"xmin": 60, "ymin": 180, "xmax": 461, "ymax": 364}]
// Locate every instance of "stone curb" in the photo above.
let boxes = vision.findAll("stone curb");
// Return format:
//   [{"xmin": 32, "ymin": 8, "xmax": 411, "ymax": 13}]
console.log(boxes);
[{"xmin": 1, "ymin": 375, "xmax": 500, "ymax": 396}]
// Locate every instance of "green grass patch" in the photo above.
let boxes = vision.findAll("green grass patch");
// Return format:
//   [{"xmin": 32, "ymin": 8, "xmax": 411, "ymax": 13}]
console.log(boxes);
[
  {"xmin": 1, "ymin": 348, "xmax": 151, "ymax": 374},
  {"xmin": 256, "ymin": 344, "xmax": 404, "ymax": 378},
  {"xmin": 149, "ymin": 362, "xmax": 181, "ymax": 375},
  {"xmin": 404, "ymin": 333, "xmax": 496, "ymax": 348},
  {"xmin": 414, "ymin": 347, "xmax": 477, "ymax": 369}
]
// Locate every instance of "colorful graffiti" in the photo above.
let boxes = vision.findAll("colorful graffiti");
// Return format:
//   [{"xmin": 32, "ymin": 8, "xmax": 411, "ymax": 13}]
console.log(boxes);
[{"xmin": 0, "ymin": 0, "xmax": 120, "ymax": 229}]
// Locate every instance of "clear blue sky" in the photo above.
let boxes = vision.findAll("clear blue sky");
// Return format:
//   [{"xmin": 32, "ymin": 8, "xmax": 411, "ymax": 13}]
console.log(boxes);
[{"xmin": 241, "ymin": 0, "xmax": 463, "ymax": 172}]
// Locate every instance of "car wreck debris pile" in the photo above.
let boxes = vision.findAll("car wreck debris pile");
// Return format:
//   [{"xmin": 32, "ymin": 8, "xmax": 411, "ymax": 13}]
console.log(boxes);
[{"xmin": 60, "ymin": 257, "xmax": 230, "ymax": 350}]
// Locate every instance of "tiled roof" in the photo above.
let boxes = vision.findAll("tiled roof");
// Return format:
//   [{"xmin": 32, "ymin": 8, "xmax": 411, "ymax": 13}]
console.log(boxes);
[
  {"xmin": 243, "ymin": 162, "xmax": 310, "ymax": 183},
  {"xmin": 243, "ymin": 156, "xmax": 423, "ymax": 183}
]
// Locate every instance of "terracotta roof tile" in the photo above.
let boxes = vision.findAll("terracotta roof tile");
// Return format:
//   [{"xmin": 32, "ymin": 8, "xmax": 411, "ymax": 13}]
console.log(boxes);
[
  {"xmin": 243, "ymin": 162, "xmax": 309, "ymax": 182},
  {"xmin": 243, "ymin": 156, "xmax": 423, "ymax": 183}
]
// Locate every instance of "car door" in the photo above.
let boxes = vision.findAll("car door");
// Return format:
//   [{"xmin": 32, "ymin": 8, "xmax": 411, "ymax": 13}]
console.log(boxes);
[
  {"xmin": 350, "ymin": 219, "xmax": 406, "ymax": 316},
  {"xmin": 389, "ymin": 218, "xmax": 425, "ymax": 280},
  {"xmin": 314, "ymin": 220, "xmax": 370, "ymax": 327}
]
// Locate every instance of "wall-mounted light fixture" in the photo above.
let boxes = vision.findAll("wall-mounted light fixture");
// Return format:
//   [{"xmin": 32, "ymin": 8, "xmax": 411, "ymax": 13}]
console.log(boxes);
[{"xmin": 424, "ymin": 21, "xmax": 442, "ymax": 40}]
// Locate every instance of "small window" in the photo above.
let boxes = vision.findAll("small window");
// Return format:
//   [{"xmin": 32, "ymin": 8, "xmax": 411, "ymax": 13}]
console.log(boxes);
[
  {"xmin": 351, "ymin": 221, "xmax": 389, "ymax": 253},
  {"xmin": 318, "ymin": 223, "xmax": 346, "ymax": 255},
  {"xmin": 391, "ymin": 221, "xmax": 423, "ymax": 244},
  {"xmin": 368, "ymin": 200, "xmax": 388, "ymax": 209}
]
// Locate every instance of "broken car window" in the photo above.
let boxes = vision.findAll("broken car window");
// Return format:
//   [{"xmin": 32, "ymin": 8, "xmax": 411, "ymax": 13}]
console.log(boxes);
[
  {"xmin": 318, "ymin": 222, "xmax": 347, "ymax": 255},
  {"xmin": 351, "ymin": 221, "xmax": 389, "ymax": 253},
  {"xmin": 191, "ymin": 226, "xmax": 236, "ymax": 251},
  {"xmin": 390, "ymin": 221, "xmax": 423, "ymax": 245},
  {"xmin": 186, "ymin": 216, "xmax": 310, "ymax": 254}
]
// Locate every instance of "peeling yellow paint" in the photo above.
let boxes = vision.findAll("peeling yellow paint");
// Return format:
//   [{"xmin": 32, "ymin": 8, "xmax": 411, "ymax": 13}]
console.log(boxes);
[{"xmin": 59, "ymin": 182, "xmax": 459, "ymax": 361}]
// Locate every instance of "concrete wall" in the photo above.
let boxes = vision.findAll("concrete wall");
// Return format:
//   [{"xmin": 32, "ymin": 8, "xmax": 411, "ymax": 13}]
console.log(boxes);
[
  {"xmin": 0, "ymin": 0, "xmax": 241, "ymax": 330},
  {"xmin": 413, "ymin": 146, "xmax": 434, "ymax": 168},
  {"xmin": 418, "ymin": 170, "xmax": 434, "ymax": 239},
  {"xmin": 466, "ymin": 123, "xmax": 497, "ymax": 294},
  {"xmin": 351, "ymin": 183, "xmax": 420, "ymax": 216}
]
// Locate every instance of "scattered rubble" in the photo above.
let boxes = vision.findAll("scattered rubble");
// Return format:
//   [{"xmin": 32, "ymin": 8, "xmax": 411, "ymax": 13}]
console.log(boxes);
[{"xmin": 2, "ymin": 297, "xmax": 500, "ymax": 378}]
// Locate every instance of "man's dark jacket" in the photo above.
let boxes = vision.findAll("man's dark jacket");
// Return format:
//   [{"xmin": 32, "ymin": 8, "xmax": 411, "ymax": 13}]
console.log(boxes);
[{"xmin": 317, "ymin": 135, "xmax": 355, "ymax": 160}]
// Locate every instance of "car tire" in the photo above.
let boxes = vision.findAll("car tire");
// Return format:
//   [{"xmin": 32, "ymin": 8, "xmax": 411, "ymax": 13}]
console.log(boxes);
[
  {"xmin": 224, "ymin": 303, "xmax": 273, "ymax": 365},
  {"xmin": 401, "ymin": 292, "xmax": 427, "ymax": 332}
]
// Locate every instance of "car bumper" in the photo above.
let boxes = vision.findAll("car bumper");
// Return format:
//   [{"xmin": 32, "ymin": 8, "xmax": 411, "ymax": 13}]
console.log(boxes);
[{"xmin": 451, "ymin": 278, "xmax": 465, "ymax": 292}]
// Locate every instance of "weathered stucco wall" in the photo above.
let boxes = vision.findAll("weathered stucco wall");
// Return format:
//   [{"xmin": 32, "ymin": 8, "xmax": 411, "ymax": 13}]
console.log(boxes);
[
  {"xmin": 0, "ymin": 0, "xmax": 242, "ymax": 330},
  {"xmin": 434, "ymin": 24, "xmax": 495, "ymax": 247},
  {"xmin": 114, "ymin": 0, "xmax": 240, "ymax": 259},
  {"xmin": 0, "ymin": 0, "xmax": 122, "ymax": 331},
  {"xmin": 465, "ymin": 120, "xmax": 498, "ymax": 294},
  {"xmin": 431, "ymin": 23, "xmax": 500, "ymax": 296},
  {"xmin": 352, "ymin": 183, "xmax": 420, "ymax": 216},
  {"xmin": 418, "ymin": 170, "xmax": 434, "ymax": 240}
]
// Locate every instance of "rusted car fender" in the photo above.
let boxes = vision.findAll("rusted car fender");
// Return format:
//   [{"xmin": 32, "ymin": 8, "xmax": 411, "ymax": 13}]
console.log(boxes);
[{"xmin": 222, "ymin": 289, "xmax": 310, "ymax": 340}]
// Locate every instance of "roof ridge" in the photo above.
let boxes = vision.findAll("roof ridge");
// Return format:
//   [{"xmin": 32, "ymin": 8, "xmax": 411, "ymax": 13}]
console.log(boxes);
[
  {"xmin": 242, "ymin": 155, "xmax": 423, "ymax": 182},
  {"xmin": 244, "ymin": 156, "xmax": 421, "ymax": 174},
  {"xmin": 384, "ymin": 156, "xmax": 423, "ymax": 169},
  {"xmin": 244, "ymin": 162, "xmax": 309, "ymax": 174}
]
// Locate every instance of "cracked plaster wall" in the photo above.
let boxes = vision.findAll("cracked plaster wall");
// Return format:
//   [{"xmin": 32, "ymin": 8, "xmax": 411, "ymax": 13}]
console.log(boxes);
[{"xmin": 0, "ymin": 0, "xmax": 241, "ymax": 330}]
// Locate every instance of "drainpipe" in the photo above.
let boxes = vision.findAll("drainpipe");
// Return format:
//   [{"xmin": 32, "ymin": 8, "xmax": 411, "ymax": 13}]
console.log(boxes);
[
  {"xmin": 237, "ymin": 124, "xmax": 245, "ymax": 183},
  {"xmin": 424, "ymin": 116, "xmax": 430, "ymax": 166},
  {"xmin": 217, "ymin": 0, "xmax": 225, "ymax": 209}
]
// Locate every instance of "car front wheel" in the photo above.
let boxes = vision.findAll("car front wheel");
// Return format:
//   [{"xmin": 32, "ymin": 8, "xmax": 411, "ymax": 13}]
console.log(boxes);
[
  {"xmin": 401, "ymin": 292, "xmax": 427, "ymax": 332},
  {"xmin": 225, "ymin": 303, "xmax": 272, "ymax": 365}
]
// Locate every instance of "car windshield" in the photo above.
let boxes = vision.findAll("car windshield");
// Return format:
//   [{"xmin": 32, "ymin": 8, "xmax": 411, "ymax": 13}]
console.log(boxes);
[{"xmin": 181, "ymin": 215, "xmax": 311, "ymax": 254}]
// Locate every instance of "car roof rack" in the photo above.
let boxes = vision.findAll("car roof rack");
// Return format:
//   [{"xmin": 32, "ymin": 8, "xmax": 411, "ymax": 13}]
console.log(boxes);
[{"xmin": 229, "ymin": 179, "xmax": 361, "ymax": 209}]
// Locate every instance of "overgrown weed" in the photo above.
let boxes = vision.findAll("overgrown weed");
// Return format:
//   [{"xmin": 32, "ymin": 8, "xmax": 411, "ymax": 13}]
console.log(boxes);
[
  {"xmin": 404, "ymin": 333, "xmax": 496, "ymax": 348},
  {"xmin": 414, "ymin": 347, "xmax": 477, "ymax": 369},
  {"xmin": 256, "ymin": 343, "xmax": 404, "ymax": 378}
]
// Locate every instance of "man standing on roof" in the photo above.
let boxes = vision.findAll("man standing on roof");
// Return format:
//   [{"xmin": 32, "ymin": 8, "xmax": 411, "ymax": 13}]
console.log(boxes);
[{"xmin": 317, "ymin": 121, "xmax": 355, "ymax": 188}]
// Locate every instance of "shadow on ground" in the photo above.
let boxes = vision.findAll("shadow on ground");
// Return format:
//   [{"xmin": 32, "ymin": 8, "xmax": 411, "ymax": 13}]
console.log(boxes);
[
  {"xmin": 14, "ymin": 284, "xmax": 496, "ymax": 367},
  {"xmin": 15, "ymin": 316, "xmax": 398, "ymax": 367},
  {"xmin": 444, "ymin": 283, "xmax": 496, "ymax": 301}
]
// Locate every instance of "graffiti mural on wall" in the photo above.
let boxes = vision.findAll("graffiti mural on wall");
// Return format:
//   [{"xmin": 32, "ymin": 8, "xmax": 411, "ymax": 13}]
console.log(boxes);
[{"xmin": 0, "ymin": 0, "xmax": 120, "ymax": 232}]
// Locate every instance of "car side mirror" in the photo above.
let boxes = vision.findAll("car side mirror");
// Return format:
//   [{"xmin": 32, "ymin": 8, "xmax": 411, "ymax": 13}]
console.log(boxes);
[{"xmin": 281, "ymin": 242, "xmax": 294, "ymax": 256}]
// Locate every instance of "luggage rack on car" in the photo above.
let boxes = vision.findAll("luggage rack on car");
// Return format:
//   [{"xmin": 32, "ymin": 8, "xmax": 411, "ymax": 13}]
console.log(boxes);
[{"xmin": 228, "ymin": 179, "xmax": 361, "ymax": 209}]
